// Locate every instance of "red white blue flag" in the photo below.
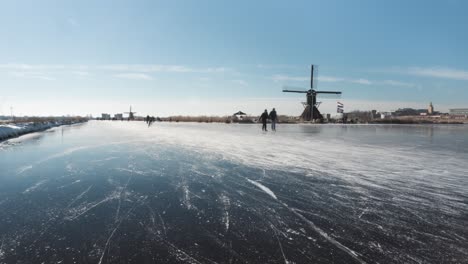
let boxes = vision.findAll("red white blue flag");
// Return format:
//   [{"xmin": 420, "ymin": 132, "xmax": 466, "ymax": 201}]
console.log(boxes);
[{"xmin": 337, "ymin": 102, "xmax": 344, "ymax": 113}]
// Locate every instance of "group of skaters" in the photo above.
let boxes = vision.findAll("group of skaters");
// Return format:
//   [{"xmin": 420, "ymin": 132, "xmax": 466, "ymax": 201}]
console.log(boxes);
[
  {"xmin": 259, "ymin": 108, "xmax": 278, "ymax": 132},
  {"xmin": 145, "ymin": 115, "xmax": 156, "ymax": 127}
]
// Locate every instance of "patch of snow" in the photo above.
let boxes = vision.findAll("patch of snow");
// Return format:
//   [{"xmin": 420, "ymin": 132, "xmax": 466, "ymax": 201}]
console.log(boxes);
[
  {"xmin": 247, "ymin": 179, "xmax": 277, "ymax": 200},
  {"xmin": 0, "ymin": 121, "xmax": 85, "ymax": 141}
]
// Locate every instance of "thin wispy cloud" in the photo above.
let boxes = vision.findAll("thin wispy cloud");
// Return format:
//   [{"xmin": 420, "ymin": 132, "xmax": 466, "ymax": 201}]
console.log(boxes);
[
  {"xmin": 97, "ymin": 64, "xmax": 228, "ymax": 73},
  {"xmin": 372, "ymin": 66, "xmax": 468, "ymax": 81},
  {"xmin": 0, "ymin": 64, "xmax": 228, "ymax": 81},
  {"xmin": 114, "ymin": 73, "xmax": 153, "ymax": 80},
  {"xmin": 272, "ymin": 74, "xmax": 366, "ymax": 84},
  {"xmin": 67, "ymin": 18, "xmax": 79, "ymax": 27},
  {"xmin": 318, "ymin": 76, "xmax": 344, "ymax": 82},
  {"xmin": 8, "ymin": 71, "xmax": 55, "ymax": 81},
  {"xmin": 271, "ymin": 75, "xmax": 309, "ymax": 82},
  {"xmin": 231, "ymin": 79, "xmax": 248, "ymax": 86},
  {"xmin": 256, "ymin": 64, "xmax": 305, "ymax": 70},
  {"xmin": 0, "ymin": 64, "xmax": 68, "ymax": 70},
  {"xmin": 272, "ymin": 74, "xmax": 370, "ymax": 84},
  {"xmin": 407, "ymin": 67, "xmax": 468, "ymax": 81},
  {"xmin": 381, "ymin": 80, "xmax": 416, "ymax": 88},
  {"xmin": 350, "ymin": 78, "xmax": 372, "ymax": 85},
  {"xmin": 272, "ymin": 74, "xmax": 416, "ymax": 88},
  {"xmin": 0, "ymin": 64, "xmax": 228, "ymax": 74},
  {"xmin": 72, "ymin": 71, "xmax": 90, "ymax": 76}
]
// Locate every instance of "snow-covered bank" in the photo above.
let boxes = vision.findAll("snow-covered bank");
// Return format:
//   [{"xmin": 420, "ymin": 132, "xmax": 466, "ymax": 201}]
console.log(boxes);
[{"xmin": 0, "ymin": 121, "xmax": 87, "ymax": 141}]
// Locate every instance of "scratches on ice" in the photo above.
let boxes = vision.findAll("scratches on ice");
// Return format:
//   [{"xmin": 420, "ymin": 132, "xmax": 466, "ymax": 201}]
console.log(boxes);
[
  {"xmin": 15, "ymin": 140, "xmax": 138, "ymax": 175},
  {"xmin": 91, "ymin": 156, "xmax": 118, "ymax": 163},
  {"xmin": 98, "ymin": 224, "xmax": 120, "ymax": 264},
  {"xmin": 220, "ymin": 193, "xmax": 231, "ymax": 232},
  {"xmin": 147, "ymin": 205, "xmax": 168, "ymax": 237},
  {"xmin": 247, "ymin": 179, "xmax": 277, "ymax": 200},
  {"xmin": 180, "ymin": 183, "xmax": 199, "ymax": 210},
  {"xmin": 98, "ymin": 196, "xmax": 146, "ymax": 264},
  {"xmin": 115, "ymin": 174, "xmax": 133, "ymax": 223},
  {"xmin": 115, "ymin": 161, "xmax": 136, "ymax": 223},
  {"xmin": 158, "ymin": 212, "xmax": 167, "ymax": 236},
  {"xmin": 16, "ymin": 165, "xmax": 33, "ymax": 175},
  {"xmin": 247, "ymin": 178, "xmax": 366, "ymax": 263},
  {"xmin": 165, "ymin": 241, "xmax": 203, "ymax": 264},
  {"xmin": 65, "ymin": 191, "xmax": 119, "ymax": 221},
  {"xmin": 270, "ymin": 224, "xmax": 290, "ymax": 264},
  {"xmin": 66, "ymin": 185, "xmax": 93, "ymax": 208},
  {"xmin": 16, "ymin": 146, "xmax": 91, "ymax": 175},
  {"xmin": 23, "ymin": 179, "xmax": 47, "ymax": 194},
  {"xmin": 289, "ymin": 207, "xmax": 367, "ymax": 264},
  {"xmin": 0, "ymin": 236, "xmax": 5, "ymax": 260},
  {"xmin": 358, "ymin": 207, "xmax": 369, "ymax": 219}
]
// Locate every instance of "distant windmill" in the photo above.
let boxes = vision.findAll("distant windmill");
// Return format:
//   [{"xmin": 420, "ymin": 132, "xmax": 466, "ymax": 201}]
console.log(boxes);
[
  {"xmin": 283, "ymin": 65, "xmax": 342, "ymax": 121},
  {"xmin": 124, "ymin": 106, "xmax": 137, "ymax": 121}
]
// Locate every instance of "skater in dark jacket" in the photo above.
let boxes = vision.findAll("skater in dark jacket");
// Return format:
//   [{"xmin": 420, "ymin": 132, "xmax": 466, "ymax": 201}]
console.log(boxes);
[
  {"xmin": 259, "ymin": 109, "xmax": 269, "ymax": 131},
  {"xmin": 269, "ymin": 108, "xmax": 278, "ymax": 131}
]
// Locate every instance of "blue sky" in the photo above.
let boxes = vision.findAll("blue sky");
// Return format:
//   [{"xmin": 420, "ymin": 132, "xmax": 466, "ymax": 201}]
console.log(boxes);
[{"xmin": 0, "ymin": 0, "xmax": 467, "ymax": 116}]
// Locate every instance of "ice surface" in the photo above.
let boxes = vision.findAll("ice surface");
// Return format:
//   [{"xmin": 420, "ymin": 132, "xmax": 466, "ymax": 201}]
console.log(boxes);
[{"xmin": 0, "ymin": 121, "xmax": 467, "ymax": 263}]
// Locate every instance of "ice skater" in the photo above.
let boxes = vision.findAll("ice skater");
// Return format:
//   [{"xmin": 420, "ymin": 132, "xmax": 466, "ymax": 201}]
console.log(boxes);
[
  {"xmin": 259, "ymin": 109, "xmax": 269, "ymax": 131},
  {"xmin": 269, "ymin": 108, "xmax": 278, "ymax": 131}
]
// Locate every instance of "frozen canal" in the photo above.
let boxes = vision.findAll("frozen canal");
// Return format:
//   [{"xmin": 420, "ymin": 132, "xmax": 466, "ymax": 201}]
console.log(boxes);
[{"xmin": 0, "ymin": 121, "xmax": 467, "ymax": 263}]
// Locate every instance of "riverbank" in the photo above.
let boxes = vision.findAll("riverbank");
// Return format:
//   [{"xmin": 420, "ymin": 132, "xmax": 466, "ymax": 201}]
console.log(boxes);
[{"xmin": 0, "ymin": 118, "xmax": 88, "ymax": 142}]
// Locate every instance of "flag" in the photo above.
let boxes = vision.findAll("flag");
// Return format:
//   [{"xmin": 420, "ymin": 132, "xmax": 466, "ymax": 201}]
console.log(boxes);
[{"xmin": 337, "ymin": 102, "xmax": 344, "ymax": 113}]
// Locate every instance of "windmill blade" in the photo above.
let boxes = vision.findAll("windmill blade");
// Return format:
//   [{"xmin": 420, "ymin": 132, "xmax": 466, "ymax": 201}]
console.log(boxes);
[
  {"xmin": 315, "ymin": 91, "xmax": 342, "ymax": 94},
  {"xmin": 310, "ymin": 64, "xmax": 314, "ymax": 89},
  {"xmin": 283, "ymin": 90, "xmax": 309, "ymax": 93},
  {"xmin": 311, "ymin": 64, "xmax": 319, "ymax": 89},
  {"xmin": 282, "ymin": 85, "xmax": 308, "ymax": 92}
]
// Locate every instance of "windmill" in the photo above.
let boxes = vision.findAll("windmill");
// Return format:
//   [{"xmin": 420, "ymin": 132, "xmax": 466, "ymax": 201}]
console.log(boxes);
[
  {"xmin": 124, "ymin": 106, "xmax": 137, "ymax": 121},
  {"xmin": 283, "ymin": 65, "xmax": 342, "ymax": 121}
]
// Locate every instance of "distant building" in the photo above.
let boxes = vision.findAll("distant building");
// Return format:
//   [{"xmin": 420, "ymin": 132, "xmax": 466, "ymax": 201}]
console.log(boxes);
[
  {"xmin": 394, "ymin": 108, "xmax": 427, "ymax": 116},
  {"xmin": 101, "ymin": 113, "xmax": 111, "ymax": 120},
  {"xmin": 449, "ymin": 108, "xmax": 468, "ymax": 116},
  {"xmin": 346, "ymin": 111, "xmax": 374, "ymax": 123},
  {"xmin": 428, "ymin": 102, "xmax": 434, "ymax": 115},
  {"xmin": 114, "ymin": 113, "xmax": 123, "ymax": 120}
]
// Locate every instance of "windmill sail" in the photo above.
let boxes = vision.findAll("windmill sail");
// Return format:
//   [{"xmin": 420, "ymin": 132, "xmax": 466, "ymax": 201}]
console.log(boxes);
[{"xmin": 282, "ymin": 64, "xmax": 342, "ymax": 121}]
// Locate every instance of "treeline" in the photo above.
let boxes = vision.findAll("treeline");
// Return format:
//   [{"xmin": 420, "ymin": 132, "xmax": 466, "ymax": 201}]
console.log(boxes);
[
  {"xmin": 157, "ymin": 115, "xmax": 299, "ymax": 124},
  {"xmin": 159, "ymin": 116, "xmax": 235, "ymax": 123},
  {"xmin": 7, "ymin": 116, "xmax": 89, "ymax": 124}
]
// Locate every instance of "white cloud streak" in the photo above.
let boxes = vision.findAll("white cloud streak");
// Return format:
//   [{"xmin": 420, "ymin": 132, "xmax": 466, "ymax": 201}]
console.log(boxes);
[
  {"xmin": 71, "ymin": 71, "xmax": 90, "ymax": 76},
  {"xmin": 0, "ymin": 63, "xmax": 228, "ymax": 81},
  {"xmin": 114, "ymin": 73, "xmax": 153, "ymax": 80},
  {"xmin": 256, "ymin": 64, "xmax": 305, "ymax": 70},
  {"xmin": 272, "ymin": 74, "xmax": 414, "ymax": 88},
  {"xmin": 407, "ymin": 67, "xmax": 468, "ymax": 81},
  {"xmin": 67, "ymin": 18, "xmax": 79, "ymax": 27},
  {"xmin": 0, "ymin": 64, "xmax": 228, "ymax": 73},
  {"xmin": 231, "ymin": 80, "xmax": 248, "ymax": 86},
  {"xmin": 8, "ymin": 71, "xmax": 55, "ymax": 81}
]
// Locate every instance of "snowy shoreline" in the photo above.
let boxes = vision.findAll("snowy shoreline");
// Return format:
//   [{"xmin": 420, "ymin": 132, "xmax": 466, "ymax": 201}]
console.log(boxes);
[{"xmin": 0, "ymin": 120, "xmax": 88, "ymax": 142}]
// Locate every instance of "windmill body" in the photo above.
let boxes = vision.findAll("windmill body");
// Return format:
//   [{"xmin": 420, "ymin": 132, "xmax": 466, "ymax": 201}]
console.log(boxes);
[
  {"xmin": 283, "ymin": 65, "xmax": 342, "ymax": 121},
  {"xmin": 124, "ymin": 106, "xmax": 137, "ymax": 121}
]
